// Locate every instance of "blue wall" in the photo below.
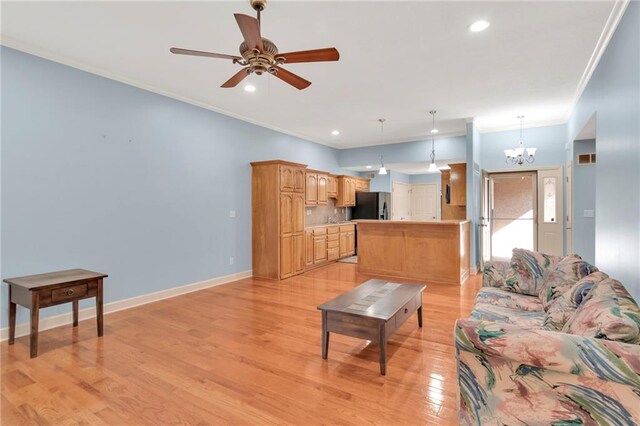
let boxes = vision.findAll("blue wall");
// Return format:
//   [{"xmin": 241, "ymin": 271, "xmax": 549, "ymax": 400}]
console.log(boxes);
[
  {"xmin": 339, "ymin": 136, "xmax": 467, "ymax": 168},
  {"xmin": 480, "ymin": 124, "xmax": 568, "ymax": 170},
  {"xmin": 1, "ymin": 47, "xmax": 348, "ymax": 327},
  {"xmin": 566, "ymin": 2, "xmax": 640, "ymax": 301},
  {"xmin": 572, "ymin": 139, "xmax": 596, "ymax": 263}
]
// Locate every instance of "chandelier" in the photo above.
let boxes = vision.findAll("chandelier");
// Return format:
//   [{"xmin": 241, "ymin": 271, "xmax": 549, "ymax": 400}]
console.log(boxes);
[{"xmin": 504, "ymin": 115, "xmax": 536, "ymax": 165}]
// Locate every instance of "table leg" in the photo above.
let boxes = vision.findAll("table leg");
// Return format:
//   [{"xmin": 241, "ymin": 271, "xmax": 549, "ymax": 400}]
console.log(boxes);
[
  {"xmin": 321, "ymin": 310, "xmax": 329, "ymax": 359},
  {"xmin": 96, "ymin": 279, "xmax": 104, "ymax": 337},
  {"xmin": 72, "ymin": 300, "xmax": 79, "ymax": 327},
  {"xmin": 8, "ymin": 286, "xmax": 16, "ymax": 345},
  {"xmin": 30, "ymin": 292, "xmax": 40, "ymax": 358},
  {"xmin": 378, "ymin": 322, "xmax": 387, "ymax": 375},
  {"xmin": 417, "ymin": 304, "xmax": 423, "ymax": 328}
]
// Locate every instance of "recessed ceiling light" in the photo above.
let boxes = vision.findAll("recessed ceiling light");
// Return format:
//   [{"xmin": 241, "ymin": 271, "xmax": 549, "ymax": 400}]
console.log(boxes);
[
  {"xmin": 331, "ymin": 130, "xmax": 340, "ymax": 136},
  {"xmin": 365, "ymin": 165, "xmax": 372, "ymax": 169},
  {"xmin": 431, "ymin": 129, "xmax": 439, "ymax": 134},
  {"xmin": 470, "ymin": 20, "xmax": 490, "ymax": 32},
  {"xmin": 244, "ymin": 84, "xmax": 256, "ymax": 92}
]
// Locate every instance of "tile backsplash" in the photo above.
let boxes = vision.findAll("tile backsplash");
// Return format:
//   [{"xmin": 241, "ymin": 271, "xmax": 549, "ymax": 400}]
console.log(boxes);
[{"xmin": 305, "ymin": 198, "xmax": 349, "ymax": 226}]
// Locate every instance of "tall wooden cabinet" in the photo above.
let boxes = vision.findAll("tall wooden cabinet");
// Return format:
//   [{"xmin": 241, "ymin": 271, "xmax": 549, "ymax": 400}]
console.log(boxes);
[{"xmin": 251, "ymin": 160, "xmax": 307, "ymax": 280}]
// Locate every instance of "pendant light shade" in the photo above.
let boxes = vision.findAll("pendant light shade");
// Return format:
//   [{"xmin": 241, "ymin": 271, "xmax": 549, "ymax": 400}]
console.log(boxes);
[{"xmin": 378, "ymin": 119, "xmax": 387, "ymax": 175}]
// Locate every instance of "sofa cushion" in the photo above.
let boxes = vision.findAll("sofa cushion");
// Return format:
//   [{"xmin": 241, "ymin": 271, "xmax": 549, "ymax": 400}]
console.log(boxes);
[
  {"xmin": 563, "ymin": 279, "xmax": 640, "ymax": 344},
  {"xmin": 510, "ymin": 248, "xmax": 562, "ymax": 296},
  {"xmin": 542, "ymin": 271, "xmax": 609, "ymax": 331},
  {"xmin": 475, "ymin": 287, "xmax": 543, "ymax": 312},
  {"xmin": 470, "ymin": 303, "xmax": 545, "ymax": 329},
  {"xmin": 482, "ymin": 260, "xmax": 519, "ymax": 290},
  {"xmin": 539, "ymin": 256, "xmax": 599, "ymax": 310}
]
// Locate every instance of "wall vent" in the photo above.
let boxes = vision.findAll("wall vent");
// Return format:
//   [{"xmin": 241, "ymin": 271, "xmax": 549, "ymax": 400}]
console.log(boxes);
[
  {"xmin": 365, "ymin": 173, "xmax": 376, "ymax": 179},
  {"xmin": 577, "ymin": 152, "xmax": 596, "ymax": 165}
]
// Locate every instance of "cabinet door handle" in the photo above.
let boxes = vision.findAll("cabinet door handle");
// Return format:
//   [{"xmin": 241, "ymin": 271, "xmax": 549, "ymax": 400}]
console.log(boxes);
[
  {"xmin": 404, "ymin": 308, "xmax": 408, "ymax": 314},
  {"xmin": 66, "ymin": 289, "xmax": 75, "ymax": 296}
]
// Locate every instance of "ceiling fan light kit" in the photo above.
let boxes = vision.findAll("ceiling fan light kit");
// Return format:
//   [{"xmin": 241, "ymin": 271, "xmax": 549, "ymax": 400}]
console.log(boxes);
[{"xmin": 170, "ymin": 0, "xmax": 339, "ymax": 90}]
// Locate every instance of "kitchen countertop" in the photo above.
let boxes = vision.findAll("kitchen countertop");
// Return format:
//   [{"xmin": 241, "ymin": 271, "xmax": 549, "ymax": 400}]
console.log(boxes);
[{"xmin": 305, "ymin": 221, "xmax": 356, "ymax": 229}]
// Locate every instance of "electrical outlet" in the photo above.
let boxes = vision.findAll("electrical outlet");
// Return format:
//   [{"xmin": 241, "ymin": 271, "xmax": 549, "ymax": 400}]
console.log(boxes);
[
  {"xmin": 334, "ymin": 208, "xmax": 337, "ymax": 214},
  {"xmin": 229, "ymin": 257, "xmax": 234, "ymax": 265},
  {"xmin": 583, "ymin": 210, "xmax": 594, "ymax": 218},
  {"xmin": 229, "ymin": 210, "xmax": 236, "ymax": 218}
]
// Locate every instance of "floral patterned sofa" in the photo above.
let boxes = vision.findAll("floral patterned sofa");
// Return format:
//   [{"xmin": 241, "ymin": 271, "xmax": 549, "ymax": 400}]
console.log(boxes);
[{"xmin": 455, "ymin": 248, "xmax": 640, "ymax": 425}]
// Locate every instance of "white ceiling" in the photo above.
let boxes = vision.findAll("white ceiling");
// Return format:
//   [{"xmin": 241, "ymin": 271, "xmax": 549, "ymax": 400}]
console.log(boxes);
[
  {"xmin": 1, "ymin": 1, "xmax": 615, "ymax": 148},
  {"xmin": 344, "ymin": 159, "xmax": 464, "ymax": 175}
]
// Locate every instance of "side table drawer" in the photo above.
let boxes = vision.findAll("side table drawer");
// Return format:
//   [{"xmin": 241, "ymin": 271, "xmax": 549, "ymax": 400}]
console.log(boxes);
[
  {"xmin": 394, "ymin": 297, "xmax": 417, "ymax": 329},
  {"xmin": 52, "ymin": 283, "xmax": 88, "ymax": 303}
]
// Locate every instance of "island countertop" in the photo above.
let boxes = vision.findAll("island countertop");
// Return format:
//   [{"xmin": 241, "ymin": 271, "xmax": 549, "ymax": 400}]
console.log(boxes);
[
  {"xmin": 356, "ymin": 220, "xmax": 471, "ymax": 285},
  {"xmin": 354, "ymin": 220, "xmax": 470, "ymax": 226}
]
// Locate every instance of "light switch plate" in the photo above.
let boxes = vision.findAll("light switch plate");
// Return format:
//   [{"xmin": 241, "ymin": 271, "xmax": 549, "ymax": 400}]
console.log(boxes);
[
  {"xmin": 229, "ymin": 210, "xmax": 236, "ymax": 218},
  {"xmin": 584, "ymin": 209, "xmax": 594, "ymax": 218}
]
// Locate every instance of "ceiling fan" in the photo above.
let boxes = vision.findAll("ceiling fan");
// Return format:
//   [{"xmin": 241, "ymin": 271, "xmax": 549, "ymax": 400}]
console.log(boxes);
[{"xmin": 170, "ymin": 0, "xmax": 339, "ymax": 90}]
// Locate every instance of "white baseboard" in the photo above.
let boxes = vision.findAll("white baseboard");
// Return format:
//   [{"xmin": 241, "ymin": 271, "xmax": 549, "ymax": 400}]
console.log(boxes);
[{"xmin": 0, "ymin": 269, "xmax": 252, "ymax": 342}]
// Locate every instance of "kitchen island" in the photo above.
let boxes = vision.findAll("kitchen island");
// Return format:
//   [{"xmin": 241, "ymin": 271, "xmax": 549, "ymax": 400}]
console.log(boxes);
[{"xmin": 355, "ymin": 220, "xmax": 471, "ymax": 285}]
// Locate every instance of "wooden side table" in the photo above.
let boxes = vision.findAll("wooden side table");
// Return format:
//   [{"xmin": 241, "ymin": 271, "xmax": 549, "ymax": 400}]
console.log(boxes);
[{"xmin": 4, "ymin": 269, "xmax": 108, "ymax": 358}]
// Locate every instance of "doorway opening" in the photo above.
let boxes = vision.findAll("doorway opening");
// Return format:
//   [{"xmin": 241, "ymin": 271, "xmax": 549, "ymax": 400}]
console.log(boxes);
[{"xmin": 481, "ymin": 168, "xmax": 564, "ymax": 262}]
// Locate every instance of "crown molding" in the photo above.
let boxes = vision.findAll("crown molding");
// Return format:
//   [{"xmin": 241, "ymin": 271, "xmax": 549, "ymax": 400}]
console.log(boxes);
[
  {"xmin": 562, "ymin": 0, "xmax": 629, "ymax": 121},
  {"xmin": 0, "ymin": 37, "xmax": 343, "ymax": 149}
]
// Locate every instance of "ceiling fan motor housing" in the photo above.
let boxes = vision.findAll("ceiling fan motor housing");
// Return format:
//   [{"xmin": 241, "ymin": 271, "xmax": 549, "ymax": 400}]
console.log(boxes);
[
  {"xmin": 240, "ymin": 38, "xmax": 280, "ymax": 75},
  {"xmin": 250, "ymin": 0, "xmax": 267, "ymax": 11}
]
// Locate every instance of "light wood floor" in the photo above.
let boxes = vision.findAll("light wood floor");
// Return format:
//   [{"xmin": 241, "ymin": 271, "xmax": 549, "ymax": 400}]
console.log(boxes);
[{"xmin": 1, "ymin": 263, "xmax": 481, "ymax": 425}]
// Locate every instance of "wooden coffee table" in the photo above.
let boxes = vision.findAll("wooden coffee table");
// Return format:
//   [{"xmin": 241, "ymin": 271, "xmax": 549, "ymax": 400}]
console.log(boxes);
[{"xmin": 317, "ymin": 279, "xmax": 425, "ymax": 375}]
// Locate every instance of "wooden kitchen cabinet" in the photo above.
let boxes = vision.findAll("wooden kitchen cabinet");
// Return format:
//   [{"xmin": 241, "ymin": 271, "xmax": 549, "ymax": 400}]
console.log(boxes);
[
  {"xmin": 306, "ymin": 173, "xmax": 318, "ymax": 205},
  {"xmin": 317, "ymin": 174, "xmax": 328, "ymax": 205},
  {"xmin": 337, "ymin": 176, "xmax": 356, "ymax": 207},
  {"xmin": 339, "ymin": 224, "xmax": 356, "ymax": 257},
  {"xmin": 305, "ymin": 230, "xmax": 314, "ymax": 266},
  {"xmin": 355, "ymin": 178, "xmax": 370, "ymax": 192},
  {"xmin": 449, "ymin": 163, "xmax": 467, "ymax": 206},
  {"xmin": 313, "ymin": 228, "xmax": 328, "ymax": 263},
  {"xmin": 251, "ymin": 160, "xmax": 307, "ymax": 280},
  {"xmin": 327, "ymin": 175, "xmax": 338, "ymax": 198},
  {"xmin": 293, "ymin": 168, "xmax": 305, "ymax": 193}
]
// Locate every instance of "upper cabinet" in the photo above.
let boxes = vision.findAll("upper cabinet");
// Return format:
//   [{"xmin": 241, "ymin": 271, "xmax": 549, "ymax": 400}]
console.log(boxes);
[
  {"xmin": 355, "ymin": 179, "xmax": 370, "ymax": 192},
  {"xmin": 327, "ymin": 175, "xmax": 338, "ymax": 198},
  {"xmin": 449, "ymin": 163, "xmax": 467, "ymax": 206},
  {"xmin": 337, "ymin": 176, "xmax": 355, "ymax": 207},
  {"xmin": 280, "ymin": 165, "xmax": 305, "ymax": 193},
  {"xmin": 306, "ymin": 171, "xmax": 329, "ymax": 205},
  {"xmin": 306, "ymin": 173, "xmax": 318, "ymax": 205}
]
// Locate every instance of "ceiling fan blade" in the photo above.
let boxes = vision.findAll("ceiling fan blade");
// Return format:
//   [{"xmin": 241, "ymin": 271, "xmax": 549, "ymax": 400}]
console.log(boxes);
[
  {"xmin": 234, "ymin": 14, "xmax": 264, "ymax": 52},
  {"xmin": 170, "ymin": 47, "xmax": 241, "ymax": 61},
  {"xmin": 221, "ymin": 68, "xmax": 250, "ymax": 88},
  {"xmin": 272, "ymin": 66, "xmax": 311, "ymax": 90},
  {"xmin": 277, "ymin": 48, "xmax": 340, "ymax": 64}
]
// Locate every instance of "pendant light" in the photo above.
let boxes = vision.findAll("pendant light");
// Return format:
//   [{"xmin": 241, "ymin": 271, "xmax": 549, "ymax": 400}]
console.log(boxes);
[
  {"xmin": 428, "ymin": 110, "xmax": 438, "ymax": 172},
  {"xmin": 504, "ymin": 115, "xmax": 537, "ymax": 165},
  {"xmin": 378, "ymin": 119, "xmax": 388, "ymax": 175}
]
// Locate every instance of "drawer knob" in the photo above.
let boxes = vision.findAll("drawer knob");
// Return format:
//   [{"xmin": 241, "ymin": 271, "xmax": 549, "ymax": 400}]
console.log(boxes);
[
  {"xmin": 404, "ymin": 308, "xmax": 408, "ymax": 314},
  {"xmin": 66, "ymin": 289, "xmax": 75, "ymax": 296}
]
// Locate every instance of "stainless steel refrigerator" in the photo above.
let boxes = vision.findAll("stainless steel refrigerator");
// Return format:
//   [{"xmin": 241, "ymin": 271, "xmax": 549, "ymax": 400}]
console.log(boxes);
[{"xmin": 352, "ymin": 192, "xmax": 391, "ymax": 220}]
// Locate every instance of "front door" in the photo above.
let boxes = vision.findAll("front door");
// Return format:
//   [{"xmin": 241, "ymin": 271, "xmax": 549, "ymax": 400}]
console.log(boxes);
[{"xmin": 487, "ymin": 172, "xmax": 538, "ymax": 260}]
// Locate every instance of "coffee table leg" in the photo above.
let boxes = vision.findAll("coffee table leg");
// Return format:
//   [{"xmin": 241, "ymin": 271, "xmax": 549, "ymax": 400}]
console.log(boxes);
[
  {"xmin": 417, "ymin": 305, "xmax": 423, "ymax": 328},
  {"xmin": 8, "ymin": 286, "xmax": 16, "ymax": 345},
  {"xmin": 97, "ymin": 279, "xmax": 104, "ymax": 337},
  {"xmin": 322, "ymin": 310, "xmax": 329, "ymax": 359},
  {"xmin": 378, "ymin": 323, "xmax": 386, "ymax": 375},
  {"xmin": 30, "ymin": 293, "xmax": 40, "ymax": 358},
  {"xmin": 72, "ymin": 300, "xmax": 79, "ymax": 327}
]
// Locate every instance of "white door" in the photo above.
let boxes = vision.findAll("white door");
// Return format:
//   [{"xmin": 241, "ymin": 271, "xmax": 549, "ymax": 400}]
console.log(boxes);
[
  {"xmin": 411, "ymin": 184, "xmax": 437, "ymax": 220},
  {"xmin": 537, "ymin": 168, "xmax": 564, "ymax": 256},
  {"xmin": 392, "ymin": 182, "xmax": 411, "ymax": 220},
  {"xmin": 480, "ymin": 170, "xmax": 491, "ymax": 265}
]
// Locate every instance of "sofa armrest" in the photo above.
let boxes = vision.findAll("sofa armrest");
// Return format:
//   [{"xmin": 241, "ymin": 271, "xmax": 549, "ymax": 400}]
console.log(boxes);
[
  {"xmin": 455, "ymin": 318, "xmax": 640, "ymax": 387},
  {"xmin": 482, "ymin": 260, "xmax": 518, "ymax": 289}
]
